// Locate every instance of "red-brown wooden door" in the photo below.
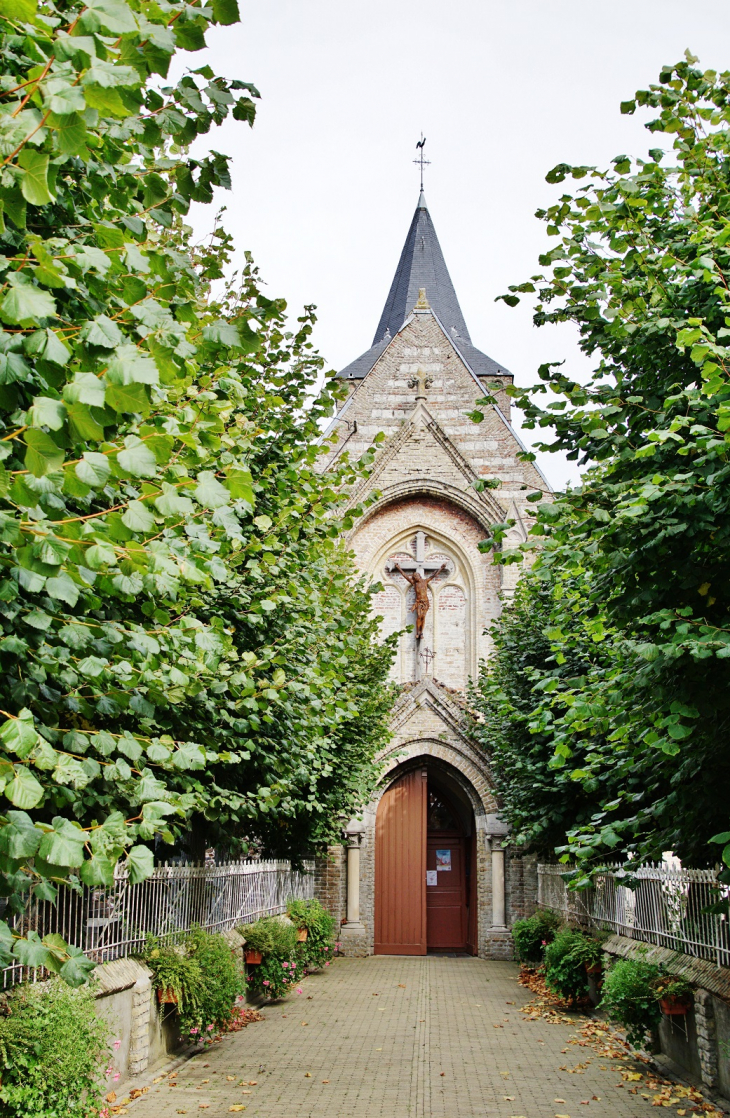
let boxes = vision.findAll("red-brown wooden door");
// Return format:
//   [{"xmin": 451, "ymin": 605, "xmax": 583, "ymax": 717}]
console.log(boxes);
[
  {"xmin": 426, "ymin": 835, "xmax": 467, "ymax": 951},
  {"xmin": 374, "ymin": 770, "xmax": 427, "ymax": 955}
]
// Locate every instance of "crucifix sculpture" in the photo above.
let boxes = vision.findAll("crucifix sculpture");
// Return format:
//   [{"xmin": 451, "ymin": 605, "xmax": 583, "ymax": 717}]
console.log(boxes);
[{"xmin": 386, "ymin": 532, "xmax": 450, "ymax": 640}]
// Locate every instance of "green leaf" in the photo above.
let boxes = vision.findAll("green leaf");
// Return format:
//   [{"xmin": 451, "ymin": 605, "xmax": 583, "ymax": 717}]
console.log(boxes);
[
  {"xmin": 122, "ymin": 500, "xmax": 155, "ymax": 532},
  {"xmin": 0, "ymin": 810, "xmax": 42, "ymax": 858},
  {"xmin": 24, "ymin": 429, "xmax": 64, "ymax": 476},
  {"xmin": 28, "ymin": 395, "xmax": 66, "ymax": 431},
  {"xmin": 211, "ymin": 0, "xmax": 239, "ymax": 22},
  {"xmin": 0, "ymin": 0, "xmax": 38, "ymax": 21},
  {"xmin": 38, "ymin": 816, "xmax": 86, "ymax": 866},
  {"xmin": 0, "ymin": 709, "xmax": 39, "ymax": 757},
  {"xmin": 48, "ymin": 112, "xmax": 88, "ymax": 155},
  {"xmin": 82, "ymin": 314, "xmax": 123, "ymax": 349},
  {"xmin": 107, "ymin": 344, "xmax": 159, "ymax": 385},
  {"xmin": 67, "ymin": 401, "xmax": 105, "ymax": 441},
  {"xmin": 45, "ymin": 573, "xmax": 79, "ymax": 606},
  {"xmin": 5, "ymin": 765, "xmax": 44, "ymax": 809},
  {"xmin": 60, "ymin": 945, "xmax": 97, "ymax": 986},
  {"xmin": 12, "ymin": 931, "xmax": 50, "ymax": 969},
  {"xmin": 193, "ymin": 470, "xmax": 230, "ymax": 508},
  {"xmin": 117, "ymin": 439, "xmax": 158, "ymax": 477},
  {"xmin": 105, "ymin": 380, "xmax": 151, "ymax": 415},
  {"xmin": 18, "ymin": 149, "xmax": 53, "ymax": 206},
  {"xmin": 0, "ymin": 276, "xmax": 56, "ymax": 326},
  {"xmin": 85, "ymin": 0, "xmax": 138, "ymax": 34},
  {"xmin": 80, "ymin": 852, "xmax": 114, "ymax": 886},
  {"xmin": 126, "ymin": 843, "xmax": 154, "ymax": 883},
  {"xmin": 75, "ymin": 451, "xmax": 111, "ymax": 487}
]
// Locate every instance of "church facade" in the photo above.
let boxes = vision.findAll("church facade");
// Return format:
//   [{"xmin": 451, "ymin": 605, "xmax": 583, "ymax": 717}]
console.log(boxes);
[{"xmin": 314, "ymin": 191, "xmax": 547, "ymax": 958}]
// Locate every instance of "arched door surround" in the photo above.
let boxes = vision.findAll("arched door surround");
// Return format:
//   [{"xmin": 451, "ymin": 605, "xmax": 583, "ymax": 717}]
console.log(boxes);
[{"xmin": 374, "ymin": 763, "xmax": 477, "ymax": 955}]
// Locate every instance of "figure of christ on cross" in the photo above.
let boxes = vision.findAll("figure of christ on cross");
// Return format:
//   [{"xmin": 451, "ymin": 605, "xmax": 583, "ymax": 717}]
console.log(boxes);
[{"xmin": 391, "ymin": 561, "xmax": 447, "ymax": 640}]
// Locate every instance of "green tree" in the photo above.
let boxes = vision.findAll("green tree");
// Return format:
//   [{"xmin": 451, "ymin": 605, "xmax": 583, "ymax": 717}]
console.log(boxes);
[
  {"xmin": 0, "ymin": 0, "xmax": 394, "ymax": 977},
  {"xmin": 474, "ymin": 53, "xmax": 730, "ymax": 876}
]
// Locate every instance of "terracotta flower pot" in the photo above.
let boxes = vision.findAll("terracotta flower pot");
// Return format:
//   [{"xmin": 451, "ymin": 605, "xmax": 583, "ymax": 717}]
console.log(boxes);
[
  {"xmin": 158, "ymin": 986, "xmax": 178, "ymax": 1004},
  {"xmin": 245, "ymin": 949, "xmax": 262, "ymax": 965},
  {"xmin": 660, "ymin": 995, "xmax": 691, "ymax": 1016},
  {"xmin": 296, "ymin": 928, "xmax": 308, "ymax": 942}
]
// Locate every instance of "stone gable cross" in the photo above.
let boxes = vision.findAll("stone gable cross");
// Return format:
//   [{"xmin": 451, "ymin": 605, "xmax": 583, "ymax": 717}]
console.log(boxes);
[{"xmin": 386, "ymin": 531, "xmax": 449, "ymax": 579}]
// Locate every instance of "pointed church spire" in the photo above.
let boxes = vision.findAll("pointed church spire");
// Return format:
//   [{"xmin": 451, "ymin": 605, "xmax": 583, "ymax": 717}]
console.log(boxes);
[{"xmin": 372, "ymin": 194, "xmax": 471, "ymax": 346}]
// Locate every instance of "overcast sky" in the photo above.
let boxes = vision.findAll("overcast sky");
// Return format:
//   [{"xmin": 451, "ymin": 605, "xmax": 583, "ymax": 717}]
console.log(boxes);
[{"xmin": 182, "ymin": 0, "xmax": 730, "ymax": 489}]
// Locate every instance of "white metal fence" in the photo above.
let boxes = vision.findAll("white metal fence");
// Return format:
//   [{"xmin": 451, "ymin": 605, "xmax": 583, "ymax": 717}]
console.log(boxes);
[
  {"xmin": 4, "ymin": 859, "xmax": 315, "ymax": 988},
  {"xmin": 538, "ymin": 863, "xmax": 730, "ymax": 969}
]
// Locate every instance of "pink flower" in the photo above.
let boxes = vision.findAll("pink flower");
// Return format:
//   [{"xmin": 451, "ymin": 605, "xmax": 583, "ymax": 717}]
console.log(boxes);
[
  {"xmin": 105, "ymin": 1066, "xmax": 113, "ymax": 1076},
  {"xmin": 207, "ymin": 1024, "xmax": 214, "ymax": 1031},
  {"xmin": 113, "ymin": 1039, "xmax": 121, "ymax": 1051},
  {"xmin": 325, "ymin": 961, "xmax": 330, "ymax": 966},
  {"xmin": 324, "ymin": 946, "xmax": 329, "ymax": 951},
  {"xmin": 282, "ymin": 961, "xmax": 289, "ymax": 969},
  {"xmin": 190, "ymin": 1027, "xmax": 199, "ymax": 1035},
  {"xmin": 113, "ymin": 1074, "xmax": 120, "ymax": 1083},
  {"xmin": 263, "ymin": 979, "xmax": 270, "ymax": 986},
  {"xmin": 296, "ymin": 988, "xmax": 303, "ymax": 994},
  {"xmin": 100, "ymin": 1109, "xmax": 110, "ymax": 1118}
]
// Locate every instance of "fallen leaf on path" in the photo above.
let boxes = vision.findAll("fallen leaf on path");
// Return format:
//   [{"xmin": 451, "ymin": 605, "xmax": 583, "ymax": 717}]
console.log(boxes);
[
  {"xmin": 322, "ymin": 1079, "xmax": 330, "ymax": 1084},
  {"xmin": 304, "ymin": 1072, "xmax": 311, "ymax": 1078},
  {"xmin": 247, "ymin": 1081, "xmax": 257, "ymax": 1085},
  {"xmin": 554, "ymin": 1100, "xmax": 565, "ymax": 1104},
  {"xmin": 398, "ymin": 984, "xmax": 406, "ymax": 988},
  {"xmin": 107, "ymin": 1093, "xmax": 117, "ymax": 1103},
  {"xmin": 229, "ymin": 1108, "xmax": 246, "ymax": 1113},
  {"xmin": 503, "ymin": 1096, "xmax": 515, "ymax": 1101},
  {"xmin": 227, "ymin": 1076, "xmax": 235, "ymax": 1081}
]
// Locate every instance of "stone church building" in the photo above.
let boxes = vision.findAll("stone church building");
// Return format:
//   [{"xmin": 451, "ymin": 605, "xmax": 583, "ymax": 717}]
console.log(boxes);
[{"xmin": 314, "ymin": 190, "xmax": 547, "ymax": 958}]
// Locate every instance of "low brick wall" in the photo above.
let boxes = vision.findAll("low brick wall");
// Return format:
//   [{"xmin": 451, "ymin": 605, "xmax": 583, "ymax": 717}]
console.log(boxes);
[{"xmin": 602, "ymin": 934, "xmax": 730, "ymax": 1103}]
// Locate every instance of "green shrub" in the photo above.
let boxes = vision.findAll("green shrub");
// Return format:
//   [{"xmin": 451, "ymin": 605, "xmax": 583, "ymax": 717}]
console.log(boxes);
[
  {"xmin": 512, "ymin": 909, "xmax": 560, "ymax": 963},
  {"xmin": 183, "ymin": 928, "xmax": 244, "ymax": 1038},
  {"xmin": 652, "ymin": 973, "xmax": 693, "ymax": 1003},
  {"xmin": 543, "ymin": 928, "xmax": 591, "ymax": 1002},
  {"xmin": 141, "ymin": 929, "xmax": 244, "ymax": 1044},
  {"xmin": 240, "ymin": 917, "xmax": 298, "ymax": 957},
  {"xmin": 600, "ymin": 957, "xmax": 663, "ymax": 1048},
  {"xmin": 0, "ymin": 979, "xmax": 109, "ymax": 1118},
  {"xmin": 287, "ymin": 898, "xmax": 337, "ymax": 970}
]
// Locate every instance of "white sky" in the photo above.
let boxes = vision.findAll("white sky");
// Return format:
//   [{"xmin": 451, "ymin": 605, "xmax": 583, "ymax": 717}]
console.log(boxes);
[{"xmin": 183, "ymin": 0, "xmax": 730, "ymax": 490}]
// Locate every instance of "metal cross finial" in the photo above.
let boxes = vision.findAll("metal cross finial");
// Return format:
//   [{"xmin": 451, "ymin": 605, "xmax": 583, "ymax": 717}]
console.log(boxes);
[
  {"xmin": 414, "ymin": 134, "xmax": 430, "ymax": 192},
  {"xmin": 419, "ymin": 646, "xmax": 435, "ymax": 674}
]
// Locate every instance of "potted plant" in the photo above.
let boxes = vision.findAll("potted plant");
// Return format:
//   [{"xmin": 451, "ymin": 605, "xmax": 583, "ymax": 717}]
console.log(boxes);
[
  {"xmin": 140, "ymin": 939, "xmax": 203, "ymax": 1016},
  {"xmin": 237, "ymin": 917, "xmax": 302, "ymax": 1000},
  {"xmin": 245, "ymin": 948, "xmax": 263, "ymax": 965},
  {"xmin": 653, "ymin": 974, "xmax": 693, "ymax": 1016},
  {"xmin": 286, "ymin": 898, "xmax": 336, "ymax": 970},
  {"xmin": 511, "ymin": 909, "xmax": 561, "ymax": 964}
]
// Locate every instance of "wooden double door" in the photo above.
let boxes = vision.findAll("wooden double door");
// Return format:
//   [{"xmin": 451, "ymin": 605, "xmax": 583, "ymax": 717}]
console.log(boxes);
[{"xmin": 374, "ymin": 769, "xmax": 477, "ymax": 955}]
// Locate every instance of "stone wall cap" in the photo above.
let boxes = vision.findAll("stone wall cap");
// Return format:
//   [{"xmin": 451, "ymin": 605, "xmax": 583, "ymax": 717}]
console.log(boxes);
[
  {"xmin": 602, "ymin": 934, "xmax": 730, "ymax": 1001},
  {"xmin": 92, "ymin": 956, "xmax": 151, "ymax": 997},
  {"xmin": 484, "ymin": 813, "xmax": 510, "ymax": 837}
]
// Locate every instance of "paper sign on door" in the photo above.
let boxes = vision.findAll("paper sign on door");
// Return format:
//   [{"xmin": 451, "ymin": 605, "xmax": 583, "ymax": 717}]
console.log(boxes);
[
  {"xmin": 426, "ymin": 870, "xmax": 437, "ymax": 886},
  {"xmin": 435, "ymin": 849, "xmax": 452, "ymax": 870}
]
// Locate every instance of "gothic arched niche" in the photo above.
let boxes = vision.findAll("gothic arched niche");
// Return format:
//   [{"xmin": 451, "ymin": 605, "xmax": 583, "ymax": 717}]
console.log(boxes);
[{"xmin": 369, "ymin": 526, "xmax": 474, "ymax": 687}]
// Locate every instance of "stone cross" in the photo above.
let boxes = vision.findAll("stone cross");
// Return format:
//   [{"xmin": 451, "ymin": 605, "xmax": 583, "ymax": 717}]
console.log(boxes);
[{"xmin": 386, "ymin": 531, "xmax": 448, "ymax": 579}]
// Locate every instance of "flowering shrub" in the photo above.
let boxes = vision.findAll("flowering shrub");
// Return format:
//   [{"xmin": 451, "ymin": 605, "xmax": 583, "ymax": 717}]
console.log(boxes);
[
  {"xmin": 287, "ymin": 899, "xmax": 337, "ymax": 970},
  {"xmin": 141, "ymin": 928, "xmax": 243, "ymax": 1039},
  {"xmin": 252, "ymin": 953, "xmax": 305, "ymax": 1000}
]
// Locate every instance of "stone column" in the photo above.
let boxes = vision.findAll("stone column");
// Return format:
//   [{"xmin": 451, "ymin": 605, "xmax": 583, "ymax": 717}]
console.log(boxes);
[
  {"xmin": 491, "ymin": 843, "xmax": 506, "ymax": 929},
  {"xmin": 346, "ymin": 842, "xmax": 361, "ymax": 924},
  {"xmin": 340, "ymin": 818, "xmax": 367, "ymax": 955},
  {"xmin": 483, "ymin": 813, "xmax": 512, "ymax": 959}
]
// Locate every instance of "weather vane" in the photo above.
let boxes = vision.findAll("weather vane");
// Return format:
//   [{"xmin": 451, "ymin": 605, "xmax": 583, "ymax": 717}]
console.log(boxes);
[{"xmin": 414, "ymin": 134, "xmax": 430, "ymax": 192}]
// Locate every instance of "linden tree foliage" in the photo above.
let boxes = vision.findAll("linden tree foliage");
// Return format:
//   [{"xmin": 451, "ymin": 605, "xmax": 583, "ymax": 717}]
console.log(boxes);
[
  {"xmin": 0, "ymin": 0, "xmax": 395, "ymax": 979},
  {"xmin": 473, "ymin": 55, "xmax": 730, "ymax": 881}
]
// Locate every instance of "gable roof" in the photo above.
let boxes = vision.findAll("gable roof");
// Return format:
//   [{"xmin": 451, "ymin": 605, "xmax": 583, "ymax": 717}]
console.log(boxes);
[{"xmin": 339, "ymin": 191, "xmax": 510, "ymax": 381}]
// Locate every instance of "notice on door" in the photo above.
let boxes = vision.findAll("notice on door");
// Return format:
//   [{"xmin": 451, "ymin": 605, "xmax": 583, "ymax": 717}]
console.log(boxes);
[
  {"xmin": 435, "ymin": 849, "xmax": 452, "ymax": 871},
  {"xmin": 426, "ymin": 870, "xmax": 437, "ymax": 886}
]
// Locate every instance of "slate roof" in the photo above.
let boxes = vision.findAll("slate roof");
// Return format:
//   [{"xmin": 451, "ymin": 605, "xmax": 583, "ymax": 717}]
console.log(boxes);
[{"xmin": 339, "ymin": 191, "xmax": 511, "ymax": 381}]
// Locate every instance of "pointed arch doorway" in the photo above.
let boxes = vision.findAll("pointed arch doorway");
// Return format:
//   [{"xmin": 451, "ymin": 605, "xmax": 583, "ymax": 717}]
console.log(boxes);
[{"xmin": 374, "ymin": 765, "xmax": 477, "ymax": 955}]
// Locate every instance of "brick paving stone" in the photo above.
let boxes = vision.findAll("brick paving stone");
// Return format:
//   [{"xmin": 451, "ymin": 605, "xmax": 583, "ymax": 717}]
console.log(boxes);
[{"xmin": 126, "ymin": 956, "xmax": 689, "ymax": 1118}]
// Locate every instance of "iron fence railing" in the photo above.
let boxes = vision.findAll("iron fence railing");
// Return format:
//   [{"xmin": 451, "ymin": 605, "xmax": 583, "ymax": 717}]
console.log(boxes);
[
  {"xmin": 538, "ymin": 862, "xmax": 730, "ymax": 969},
  {"xmin": 4, "ymin": 859, "xmax": 314, "ymax": 988}
]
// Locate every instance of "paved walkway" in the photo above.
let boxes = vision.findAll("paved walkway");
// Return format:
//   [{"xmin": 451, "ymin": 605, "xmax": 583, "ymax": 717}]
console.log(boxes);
[{"xmin": 125, "ymin": 956, "xmax": 719, "ymax": 1118}]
